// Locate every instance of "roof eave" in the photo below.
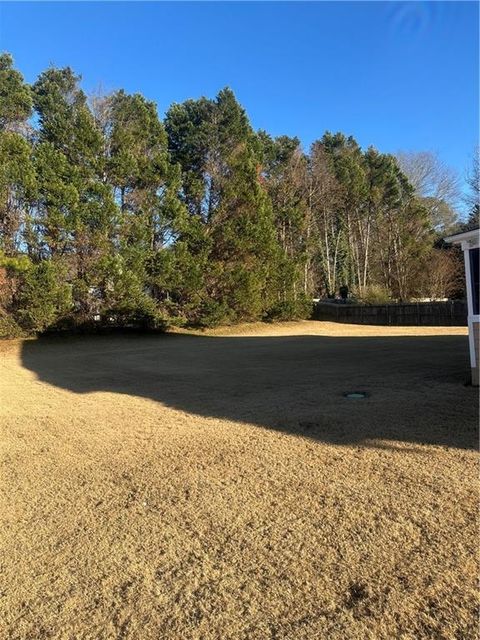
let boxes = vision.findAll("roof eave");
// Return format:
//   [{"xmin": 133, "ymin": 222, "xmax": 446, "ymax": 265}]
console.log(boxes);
[{"xmin": 444, "ymin": 227, "xmax": 480, "ymax": 246}]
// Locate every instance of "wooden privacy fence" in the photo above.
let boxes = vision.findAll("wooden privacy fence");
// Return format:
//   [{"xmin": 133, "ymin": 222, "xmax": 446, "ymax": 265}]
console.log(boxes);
[{"xmin": 312, "ymin": 300, "xmax": 468, "ymax": 326}]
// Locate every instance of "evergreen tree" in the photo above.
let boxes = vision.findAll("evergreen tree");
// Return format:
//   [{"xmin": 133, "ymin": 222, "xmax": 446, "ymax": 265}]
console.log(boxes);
[
  {"xmin": 166, "ymin": 88, "xmax": 281, "ymax": 324},
  {"xmin": 0, "ymin": 52, "xmax": 462, "ymax": 336},
  {"xmin": 258, "ymin": 132, "xmax": 312, "ymax": 313},
  {"xmin": 0, "ymin": 53, "xmax": 32, "ymax": 131},
  {"xmin": 320, "ymin": 132, "xmax": 369, "ymax": 292},
  {"xmin": 307, "ymin": 141, "xmax": 345, "ymax": 297},
  {"xmin": 32, "ymin": 67, "xmax": 117, "ymax": 320},
  {"xmin": 165, "ymin": 96, "xmax": 216, "ymax": 218},
  {"xmin": 0, "ymin": 54, "xmax": 35, "ymax": 256},
  {"xmin": 0, "ymin": 132, "xmax": 36, "ymax": 255},
  {"xmin": 102, "ymin": 89, "xmax": 184, "ymax": 323}
]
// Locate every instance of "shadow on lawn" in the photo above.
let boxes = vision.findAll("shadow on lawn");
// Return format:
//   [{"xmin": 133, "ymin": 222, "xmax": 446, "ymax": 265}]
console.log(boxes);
[{"xmin": 21, "ymin": 331, "xmax": 478, "ymax": 450}]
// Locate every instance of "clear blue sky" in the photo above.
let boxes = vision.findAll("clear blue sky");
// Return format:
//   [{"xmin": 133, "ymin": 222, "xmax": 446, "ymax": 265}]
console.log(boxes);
[{"xmin": 0, "ymin": 1, "xmax": 478, "ymax": 184}]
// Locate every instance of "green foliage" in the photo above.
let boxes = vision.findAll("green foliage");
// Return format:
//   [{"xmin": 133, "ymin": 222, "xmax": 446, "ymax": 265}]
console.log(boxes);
[
  {"xmin": 0, "ymin": 310, "xmax": 25, "ymax": 339},
  {"xmin": 16, "ymin": 260, "xmax": 73, "ymax": 332},
  {"xmin": 358, "ymin": 285, "xmax": 392, "ymax": 305},
  {"xmin": 33, "ymin": 142, "xmax": 79, "ymax": 255},
  {"xmin": 0, "ymin": 53, "xmax": 453, "ymax": 336},
  {"xmin": 0, "ymin": 251, "xmax": 31, "ymax": 274},
  {"xmin": 0, "ymin": 130, "xmax": 36, "ymax": 256},
  {"xmin": 33, "ymin": 67, "xmax": 103, "ymax": 169},
  {"xmin": 0, "ymin": 53, "xmax": 32, "ymax": 130},
  {"xmin": 0, "ymin": 252, "xmax": 31, "ymax": 337},
  {"xmin": 266, "ymin": 295, "xmax": 312, "ymax": 322},
  {"xmin": 165, "ymin": 87, "xmax": 281, "ymax": 325},
  {"xmin": 108, "ymin": 90, "xmax": 169, "ymax": 193},
  {"xmin": 94, "ymin": 254, "xmax": 165, "ymax": 329},
  {"xmin": 196, "ymin": 299, "xmax": 234, "ymax": 328}
]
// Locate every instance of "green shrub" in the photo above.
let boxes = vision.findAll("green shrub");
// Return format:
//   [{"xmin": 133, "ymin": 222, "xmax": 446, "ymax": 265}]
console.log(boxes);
[
  {"xmin": 0, "ymin": 311, "xmax": 25, "ymax": 339},
  {"xmin": 266, "ymin": 296, "xmax": 313, "ymax": 321},
  {"xmin": 358, "ymin": 285, "xmax": 392, "ymax": 305},
  {"xmin": 196, "ymin": 299, "xmax": 234, "ymax": 328},
  {"xmin": 16, "ymin": 261, "xmax": 73, "ymax": 332},
  {"xmin": 0, "ymin": 253, "xmax": 31, "ymax": 275}
]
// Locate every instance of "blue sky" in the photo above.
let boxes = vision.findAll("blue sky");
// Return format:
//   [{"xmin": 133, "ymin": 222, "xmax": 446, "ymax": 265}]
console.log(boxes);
[{"xmin": 0, "ymin": 1, "xmax": 478, "ymax": 188}]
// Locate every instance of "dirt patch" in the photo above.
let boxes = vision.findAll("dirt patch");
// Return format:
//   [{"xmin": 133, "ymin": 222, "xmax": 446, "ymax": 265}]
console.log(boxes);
[{"xmin": 0, "ymin": 322, "xmax": 477, "ymax": 639}]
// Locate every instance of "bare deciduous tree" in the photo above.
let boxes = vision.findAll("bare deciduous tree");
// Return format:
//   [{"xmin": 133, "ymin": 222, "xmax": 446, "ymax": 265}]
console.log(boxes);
[
  {"xmin": 307, "ymin": 142, "xmax": 345, "ymax": 297},
  {"xmin": 396, "ymin": 151, "xmax": 459, "ymax": 202},
  {"xmin": 463, "ymin": 146, "xmax": 479, "ymax": 228},
  {"xmin": 418, "ymin": 248, "xmax": 464, "ymax": 300},
  {"xmin": 396, "ymin": 151, "xmax": 460, "ymax": 232}
]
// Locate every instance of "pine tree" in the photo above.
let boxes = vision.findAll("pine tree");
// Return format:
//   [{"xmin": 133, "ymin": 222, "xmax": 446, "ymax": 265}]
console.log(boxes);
[
  {"xmin": 0, "ymin": 53, "xmax": 32, "ymax": 131},
  {"xmin": 0, "ymin": 54, "xmax": 35, "ymax": 256},
  {"xmin": 0, "ymin": 52, "xmax": 458, "ymax": 335},
  {"xmin": 32, "ymin": 67, "xmax": 117, "ymax": 320},
  {"xmin": 166, "ymin": 88, "xmax": 282, "ymax": 324},
  {"xmin": 102, "ymin": 89, "xmax": 184, "ymax": 324},
  {"xmin": 258, "ymin": 132, "xmax": 313, "ymax": 315}
]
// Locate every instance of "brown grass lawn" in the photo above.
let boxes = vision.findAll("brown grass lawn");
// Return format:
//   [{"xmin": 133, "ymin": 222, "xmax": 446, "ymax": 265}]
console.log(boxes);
[{"xmin": 0, "ymin": 322, "xmax": 478, "ymax": 639}]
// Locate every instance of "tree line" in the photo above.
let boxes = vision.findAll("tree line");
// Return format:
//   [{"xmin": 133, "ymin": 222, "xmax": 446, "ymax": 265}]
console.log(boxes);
[{"xmin": 0, "ymin": 53, "xmax": 477, "ymax": 336}]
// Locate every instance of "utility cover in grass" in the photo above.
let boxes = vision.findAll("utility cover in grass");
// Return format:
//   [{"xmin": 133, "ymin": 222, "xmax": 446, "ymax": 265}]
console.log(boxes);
[{"xmin": 344, "ymin": 391, "xmax": 369, "ymax": 399}]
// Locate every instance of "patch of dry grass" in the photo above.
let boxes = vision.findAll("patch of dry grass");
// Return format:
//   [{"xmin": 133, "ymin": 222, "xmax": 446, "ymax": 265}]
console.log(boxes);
[{"xmin": 0, "ymin": 322, "xmax": 478, "ymax": 639}]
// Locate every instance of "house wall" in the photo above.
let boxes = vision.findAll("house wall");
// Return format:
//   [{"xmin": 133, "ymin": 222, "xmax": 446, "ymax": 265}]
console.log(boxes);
[
  {"xmin": 472, "ymin": 321, "xmax": 479, "ymax": 386},
  {"xmin": 463, "ymin": 243, "xmax": 479, "ymax": 386},
  {"xmin": 445, "ymin": 229, "xmax": 479, "ymax": 385}
]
